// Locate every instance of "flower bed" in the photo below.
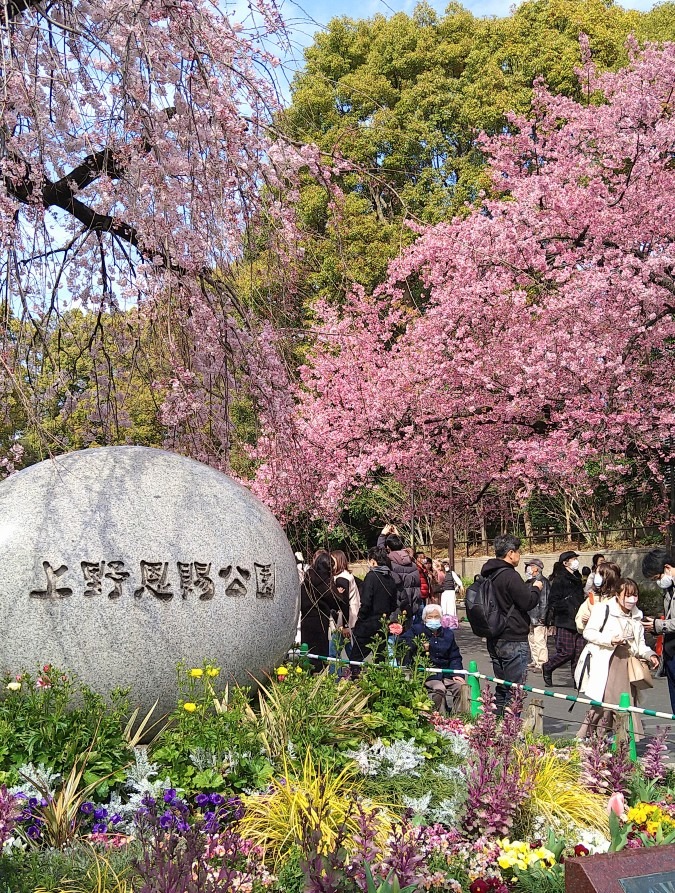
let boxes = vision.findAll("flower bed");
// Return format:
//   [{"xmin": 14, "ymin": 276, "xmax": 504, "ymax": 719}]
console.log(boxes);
[{"xmin": 1, "ymin": 647, "xmax": 675, "ymax": 892}]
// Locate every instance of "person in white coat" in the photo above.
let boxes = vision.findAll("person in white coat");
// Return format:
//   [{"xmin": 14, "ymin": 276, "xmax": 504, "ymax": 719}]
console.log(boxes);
[{"xmin": 575, "ymin": 578, "xmax": 658, "ymax": 738}]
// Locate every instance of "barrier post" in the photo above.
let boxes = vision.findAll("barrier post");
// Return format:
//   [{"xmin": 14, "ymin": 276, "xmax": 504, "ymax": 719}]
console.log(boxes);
[
  {"xmin": 468, "ymin": 660, "xmax": 482, "ymax": 717},
  {"xmin": 615, "ymin": 691, "xmax": 637, "ymax": 762},
  {"xmin": 523, "ymin": 698, "xmax": 544, "ymax": 736}
]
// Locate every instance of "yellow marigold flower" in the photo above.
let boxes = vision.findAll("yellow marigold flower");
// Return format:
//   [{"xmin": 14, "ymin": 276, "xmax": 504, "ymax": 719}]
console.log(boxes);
[
  {"xmin": 206, "ymin": 667, "xmax": 220, "ymax": 677},
  {"xmin": 183, "ymin": 702, "xmax": 197, "ymax": 712},
  {"xmin": 295, "ymin": 666, "xmax": 303, "ymax": 674},
  {"xmin": 190, "ymin": 668, "xmax": 204, "ymax": 678},
  {"xmin": 276, "ymin": 666, "xmax": 288, "ymax": 676}
]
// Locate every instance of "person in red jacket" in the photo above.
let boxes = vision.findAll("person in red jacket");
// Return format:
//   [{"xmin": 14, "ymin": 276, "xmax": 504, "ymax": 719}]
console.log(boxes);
[{"xmin": 414, "ymin": 551, "xmax": 430, "ymax": 601}]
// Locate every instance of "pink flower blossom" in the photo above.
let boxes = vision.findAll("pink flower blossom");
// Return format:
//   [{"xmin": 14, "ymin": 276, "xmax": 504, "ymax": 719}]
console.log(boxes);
[{"xmin": 608, "ymin": 792, "xmax": 627, "ymax": 819}]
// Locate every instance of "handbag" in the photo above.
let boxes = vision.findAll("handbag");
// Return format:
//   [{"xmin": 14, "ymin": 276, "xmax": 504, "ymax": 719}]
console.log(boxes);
[{"xmin": 627, "ymin": 654, "xmax": 653, "ymax": 690}]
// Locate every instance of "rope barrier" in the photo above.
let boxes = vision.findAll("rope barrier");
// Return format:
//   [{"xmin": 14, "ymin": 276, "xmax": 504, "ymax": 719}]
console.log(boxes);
[{"xmin": 288, "ymin": 647, "xmax": 675, "ymax": 723}]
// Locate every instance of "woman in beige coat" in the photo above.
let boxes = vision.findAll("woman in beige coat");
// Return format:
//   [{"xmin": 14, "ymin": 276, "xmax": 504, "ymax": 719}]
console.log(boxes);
[{"xmin": 575, "ymin": 578, "xmax": 658, "ymax": 738}]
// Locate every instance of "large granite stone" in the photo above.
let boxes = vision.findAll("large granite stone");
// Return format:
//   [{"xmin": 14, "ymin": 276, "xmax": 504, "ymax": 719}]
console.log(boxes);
[{"xmin": 0, "ymin": 447, "xmax": 299, "ymax": 711}]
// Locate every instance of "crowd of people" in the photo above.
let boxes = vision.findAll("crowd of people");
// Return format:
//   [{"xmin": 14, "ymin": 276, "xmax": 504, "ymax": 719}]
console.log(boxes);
[
  {"xmin": 297, "ymin": 526, "xmax": 675, "ymax": 733},
  {"xmin": 298, "ymin": 525, "xmax": 467, "ymax": 713}
]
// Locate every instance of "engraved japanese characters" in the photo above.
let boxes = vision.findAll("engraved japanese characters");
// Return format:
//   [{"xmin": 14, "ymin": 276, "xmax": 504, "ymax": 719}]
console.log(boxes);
[{"xmin": 0, "ymin": 446, "xmax": 300, "ymax": 711}]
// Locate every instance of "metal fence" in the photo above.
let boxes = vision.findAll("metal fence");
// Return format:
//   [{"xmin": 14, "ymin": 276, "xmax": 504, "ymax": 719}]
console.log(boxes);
[{"xmin": 448, "ymin": 526, "xmax": 663, "ymax": 558}]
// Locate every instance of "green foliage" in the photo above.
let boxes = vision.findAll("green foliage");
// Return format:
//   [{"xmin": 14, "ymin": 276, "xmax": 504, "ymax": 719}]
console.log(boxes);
[
  {"xmin": 151, "ymin": 663, "xmax": 272, "ymax": 795},
  {"xmin": 363, "ymin": 863, "xmax": 417, "ymax": 893},
  {"xmin": 357, "ymin": 633, "xmax": 441, "ymax": 752},
  {"xmin": 628, "ymin": 770, "xmax": 662, "ymax": 807},
  {"xmin": 0, "ymin": 667, "xmax": 129, "ymax": 795},
  {"xmin": 512, "ymin": 862, "xmax": 565, "ymax": 893},
  {"xmin": 0, "ymin": 844, "xmax": 136, "ymax": 893},
  {"xmin": 360, "ymin": 748, "xmax": 465, "ymax": 819},
  {"xmin": 255, "ymin": 669, "xmax": 372, "ymax": 765},
  {"xmin": 271, "ymin": 847, "xmax": 305, "ymax": 893}
]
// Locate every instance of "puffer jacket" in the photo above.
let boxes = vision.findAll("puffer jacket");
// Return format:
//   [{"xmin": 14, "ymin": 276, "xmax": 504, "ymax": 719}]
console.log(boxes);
[
  {"xmin": 401, "ymin": 623, "xmax": 463, "ymax": 682},
  {"xmin": 377, "ymin": 536, "xmax": 422, "ymax": 623}
]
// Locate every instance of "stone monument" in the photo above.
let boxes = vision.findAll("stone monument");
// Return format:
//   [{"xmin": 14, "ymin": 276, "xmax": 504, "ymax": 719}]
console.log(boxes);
[{"xmin": 0, "ymin": 446, "xmax": 300, "ymax": 711}]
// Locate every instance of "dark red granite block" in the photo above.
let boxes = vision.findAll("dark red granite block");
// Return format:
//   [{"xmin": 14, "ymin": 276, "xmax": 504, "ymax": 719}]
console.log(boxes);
[{"xmin": 565, "ymin": 845, "xmax": 675, "ymax": 893}]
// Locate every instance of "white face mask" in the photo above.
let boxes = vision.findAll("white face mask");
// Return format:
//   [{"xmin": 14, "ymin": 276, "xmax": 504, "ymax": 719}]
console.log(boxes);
[
  {"xmin": 593, "ymin": 572, "xmax": 604, "ymax": 588},
  {"xmin": 569, "ymin": 559, "xmax": 579, "ymax": 571},
  {"xmin": 657, "ymin": 573, "xmax": 674, "ymax": 590},
  {"xmin": 623, "ymin": 596, "xmax": 639, "ymax": 608},
  {"xmin": 525, "ymin": 570, "xmax": 533, "ymax": 580}
]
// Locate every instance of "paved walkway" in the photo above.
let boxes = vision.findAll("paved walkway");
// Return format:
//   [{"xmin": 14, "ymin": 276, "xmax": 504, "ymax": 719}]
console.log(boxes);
[{"xmin": 453, "ymin": 622, "xmax": 675, "ymax": 753}]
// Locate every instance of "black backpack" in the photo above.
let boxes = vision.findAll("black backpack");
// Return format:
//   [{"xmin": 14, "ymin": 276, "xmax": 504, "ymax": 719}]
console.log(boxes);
[{"xmin": 465, "ymin": 568, "xmax": 512, "ymax": 639}]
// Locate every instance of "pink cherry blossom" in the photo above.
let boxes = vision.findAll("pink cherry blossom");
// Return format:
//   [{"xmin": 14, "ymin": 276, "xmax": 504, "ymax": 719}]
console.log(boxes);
[{"xmin": 254, "ymin": 42, "xmax": 675, "ymax": 529}]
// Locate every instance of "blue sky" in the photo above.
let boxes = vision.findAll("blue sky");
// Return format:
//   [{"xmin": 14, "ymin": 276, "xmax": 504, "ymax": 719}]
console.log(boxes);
[{"xmin": 273, "ymin": 0, "xmax": 658, "ymax": 88}]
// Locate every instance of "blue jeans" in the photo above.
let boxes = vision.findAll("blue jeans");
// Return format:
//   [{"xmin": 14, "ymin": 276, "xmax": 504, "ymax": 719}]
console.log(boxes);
[{"xmin": 487, "ymin": 639, "xmax": 530, "ymax": 716}]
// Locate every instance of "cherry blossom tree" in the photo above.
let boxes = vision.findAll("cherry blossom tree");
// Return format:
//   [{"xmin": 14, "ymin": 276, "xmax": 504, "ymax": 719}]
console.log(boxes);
[
  {"xmin": 0, "ymin": 0, "xmax": 329, "ymax": 467},
  {"xmin": 254, "ymin": 39, "xmax": 675, "ymax": 533}
]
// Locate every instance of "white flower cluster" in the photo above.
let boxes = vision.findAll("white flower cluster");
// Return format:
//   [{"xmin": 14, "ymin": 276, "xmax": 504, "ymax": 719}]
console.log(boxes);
[
  {"xmin": 345, "ymin": 738, "xmax": 427, "ymax": 776},
  {"xmin": 438, "ymin": 731, "xmax": 470, "ymax": 759},
  {"xmin": 529, "ymin": 815, "xmax": 610, "ymax": 855},
  {"xmin": 571, "ymin": 827, "xmax": 610, "ymax": 854},
  {"xmin": 1, "ymin": 834, "xmax": 26, "ymax": 855},
  {"xmin": 9, "ymin": 762, "xmax": 61, "ymax": 799},
  {"xmin": 106, "ymin": 747, "xmax": 177, "ymax": 832}
]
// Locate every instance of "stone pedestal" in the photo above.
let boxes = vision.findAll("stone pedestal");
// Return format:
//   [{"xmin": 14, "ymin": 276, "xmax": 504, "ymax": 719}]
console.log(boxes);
[{"xmin": 565, "ymin": 846, "xmax": 675, "ymax": 893}]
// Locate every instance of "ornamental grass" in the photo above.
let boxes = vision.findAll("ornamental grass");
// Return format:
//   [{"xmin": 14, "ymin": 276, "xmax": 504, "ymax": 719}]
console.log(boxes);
[
  {"xmin": 237, "ymin": 748, "xmax": 393, "ymax": 869},
  {"xmin": 33, "ymin": 847, "xmax": 133, "ymax": 893},
  {"xmin": 253, "ymin": 670, "xmax": 371, "ymax": 762},
  {"xmin": 517, "ymin": 746, "xmax": 609, "ymax": 836}
]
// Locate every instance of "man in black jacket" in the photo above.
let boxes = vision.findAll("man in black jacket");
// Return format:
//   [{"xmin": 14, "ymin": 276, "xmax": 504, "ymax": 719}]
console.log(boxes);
[
  {"xmin": 481, "ymin": 534, "xmax": 542, "ymax": 715},
  {"xmin": 541, "ymin": 550, "xmax": 585, "ymax": 687}
]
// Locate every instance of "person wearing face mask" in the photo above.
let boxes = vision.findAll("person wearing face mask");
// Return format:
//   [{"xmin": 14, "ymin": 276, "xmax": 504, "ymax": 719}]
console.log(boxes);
[
  {"xmin": 401, "ymin": 603, "xmax": 466, "ymax": 714},
  {"xmin": 575, "ymin": 561, "xmax": 622, "ymax": 632},
  {"xmin": 641, "ymin": 549, "xmax": 675, "ymax": 711},
  {"xmin": 575, "ymin": 578, "xmax": 658, "ymax": 738},
  {"xmin": 524, "ymin": 559, "xmax": 550, "ymax": 671},
  {"xmin": 584, "ymin": 553, "xmax": 606, "ymax": 594},
  {"xmin": 541, "ymin": 551, "xmax": 586, "ymax": 687}
]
